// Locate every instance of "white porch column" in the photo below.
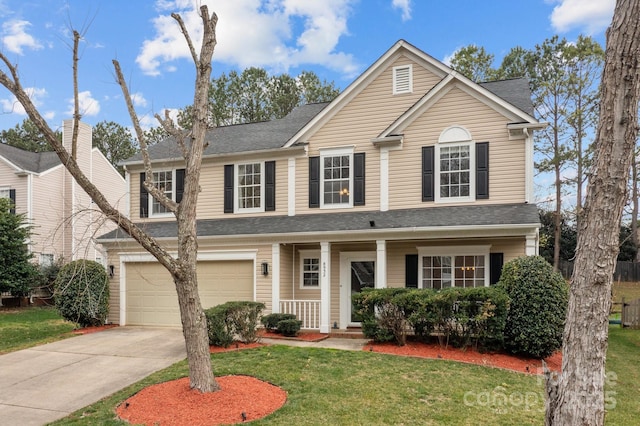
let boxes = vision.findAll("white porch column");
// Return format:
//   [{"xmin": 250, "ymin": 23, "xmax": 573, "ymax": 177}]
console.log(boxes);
[
  {"xmin": 376, "ymin": 240, "xmax": 387, "ymax": 288},
  {"xmin": 525, "ymin": 231, "xmax": 538, "ymax": 256},
  {"xmin": 320, "ymin": 241, "xmax": 331, "ymax": 333},
  {"xmin": 271, "ymin": 243, "xmax": 280, "ymax": 313}
]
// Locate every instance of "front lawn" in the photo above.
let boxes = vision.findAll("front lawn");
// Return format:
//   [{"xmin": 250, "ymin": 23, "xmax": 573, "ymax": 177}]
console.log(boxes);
[
  {"xmin": 0, "ymin": 306, "xmax": 75, "ymax": 354},
  {"xmin": 51, "ymin": 326, "xmax": 640, "ymax": 425}
]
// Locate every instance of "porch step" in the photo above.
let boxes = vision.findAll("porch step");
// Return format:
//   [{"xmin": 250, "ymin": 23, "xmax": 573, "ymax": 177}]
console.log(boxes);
[{"xmin": 330, "ymin": 329, "xmax": 366, "ymax": 339}]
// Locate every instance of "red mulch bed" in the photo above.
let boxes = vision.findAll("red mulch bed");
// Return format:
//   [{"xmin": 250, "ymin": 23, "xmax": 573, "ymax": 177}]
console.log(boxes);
[
  {"xmin": 72, "ymin": 324, "xmax": 118, "ymax": 335},
  {"xmin": 209, "ymin": 342, "xmax": 265, "ymax": 353},
  {"xmin": 258, "ymin": 329, "xmax": 329, "ymax": 342},
  {"xmin": 116, "ymin": 376, "xmax": 286, "ymax": 426},
  {"xmin": 366, "ymin": 340, "xmax": 562, "ymax": 374}
]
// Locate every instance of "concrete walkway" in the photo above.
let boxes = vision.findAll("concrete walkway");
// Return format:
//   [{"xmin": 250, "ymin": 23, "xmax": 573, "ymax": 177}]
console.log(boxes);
[
  {"xmin": 0, "ymin": 328, "xmax": 368, "ymax": 426},
  {"xmin": 0, "ymin": 327, "xmax": 186, "ymax": 426}
]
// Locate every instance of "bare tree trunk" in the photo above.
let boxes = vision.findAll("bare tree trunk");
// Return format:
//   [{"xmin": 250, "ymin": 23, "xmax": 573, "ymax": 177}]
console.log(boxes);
[
  {"xmin": 553, "ymin": 144, "xmax": 562, "ymax": 271},
  {"xmin": 0, "ymin": 6, "xmax": 221, "ymax": 393},
  {"xmin": 546, "ymin": 0, "xmax": 640, "ymax": 424},
  {"xmin": 632, "ymin": 158, "xmax": 640, "ymax": 261}
]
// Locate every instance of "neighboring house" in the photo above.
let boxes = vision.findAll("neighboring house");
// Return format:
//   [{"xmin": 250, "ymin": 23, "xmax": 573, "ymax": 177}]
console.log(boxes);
[
  {"xmin": 0, "ymin": 119, "xmax": 127, "ymax": 267},
  {"xmin": 98, "ymin": 40, "xmax": 545, "ymax": 332}
]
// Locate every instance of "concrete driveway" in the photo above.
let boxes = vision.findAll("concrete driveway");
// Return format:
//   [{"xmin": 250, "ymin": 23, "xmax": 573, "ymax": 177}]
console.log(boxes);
[{"xmin": 0, "ymin": 327, "xmax": 185, "ymax": 426}]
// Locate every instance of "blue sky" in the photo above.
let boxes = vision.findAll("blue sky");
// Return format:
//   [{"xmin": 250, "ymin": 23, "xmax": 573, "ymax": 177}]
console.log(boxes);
[{"xmin": 0, "ymin": 0, "xmax": 614, "ymax": 132}]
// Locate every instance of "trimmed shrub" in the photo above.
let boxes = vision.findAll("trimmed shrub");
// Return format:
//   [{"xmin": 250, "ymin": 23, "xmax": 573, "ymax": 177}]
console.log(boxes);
[
  {"xmin": 261, "ymin": 313, "xmax": 297, "ymax": 331},
  {"xmin": 205, "ymin": 301, "xmax": 266, "ymax": 347},
  {"xmin": 497, "ymin": 255, "xmax": 568, "ymax": 358},
  {"xmin": 276, "ymin": 319, "xmax": 303, "ymax": 336},
  {"xmin": 352, "ymin": 288, "xmax": 411, "ymax": 345},
  {"xmin": 54, "ymin": 260, "xmax": 109, "ymax": 327}
]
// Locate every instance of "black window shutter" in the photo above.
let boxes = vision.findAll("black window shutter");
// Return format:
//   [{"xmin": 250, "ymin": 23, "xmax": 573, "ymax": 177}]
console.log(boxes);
[
  {"xmin": 476, "ymin": 142, "xmax": 489, "ymax": 199},
  {"xmin": 309, "ymin": 156, "xmax": 320, "ymax": 208},
  {"xmin": 175, "ymin": 169, "xmax": 185, "ymax": 204},
  {"xmin": 139, "ymin": 172, "xmax": 148, "ymax": 218},
  {"xmin": 490, "ymin": 253, "xmax": 504, "ymax": 285},
  {"xmin": 224, "ymin": 164, "xmax": 234, "ymax": 213},
  {"xmin": 405, "ymin": 254, "xmax": 419, "ymax": 288},
  {"xmin": 422, "ymin": 146, "xmax": 435, "ymax": 202},
  {"xmin": 9, "ymin": 189, "xmax": 15, "ymax": 215},
  {"xmin": 265, "ymin": 161, "xmax": 276, "ymax": 211},
  {"xmin": 353, "ymin": 153, "xmax": 365, "ymax": 206}
]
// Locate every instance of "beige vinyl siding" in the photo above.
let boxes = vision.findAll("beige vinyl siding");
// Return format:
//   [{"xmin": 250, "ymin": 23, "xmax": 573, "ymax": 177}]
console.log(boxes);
[
  {"xmin": 107, "ymin": 260, "xmax": 121, "ymax": 324},
  {"xmin": 295, "ymin": 55, "xmax": 442, "ymax": 215},
  {"xmin": 279, "ymin": 244, "xmax": 294, "ymax": 303},
  {"xmin": 30, "ymin": 168, "xmax": 65, "ymax": 259},
  {"xmin": 254, "ymin": 244, "xmax": 273, "ymax": 309},
  {"xmin": 0, "ymin": 162, "xmax": 28, "ymax": 213},
  {"xmin": 390, "ymin": 86, "xmax": 526, "ymax": 209}
]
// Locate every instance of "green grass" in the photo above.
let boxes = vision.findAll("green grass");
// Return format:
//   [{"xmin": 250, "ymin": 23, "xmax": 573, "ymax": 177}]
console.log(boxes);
[
  {"xmin": 0, "ymin": 306, "xmax": 75, "ymax": 353},
  {"xmin": 49, "ymin": 328, "xmax": 640, "ymax": 426}
]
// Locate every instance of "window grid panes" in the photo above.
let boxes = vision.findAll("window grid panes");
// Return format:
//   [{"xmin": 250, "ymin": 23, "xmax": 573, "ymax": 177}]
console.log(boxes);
[
  {"xmin": 152, "ymin": 171, "xmax": 173, "ymax": 214},
  {"xmin": 238, "ymin": 163, "xmax": 262, "ymax": 209},
  {"xmin": 440, "ymin": 145, "xmax": 470, "ymax": 198},
  {"xmin": 302, "ymin": 258, "xmax": 319, "ymax": 287},
  {"xmin": 0, "ymin": 189, "xmax": 9, "ymax": 199},
  {"xmin": 323, "ymin": 155, "xmax": 350, "ymax": 204},
  {"xmin": 422, "ymin": 255, "xmax": 485, "ymax": 289}
]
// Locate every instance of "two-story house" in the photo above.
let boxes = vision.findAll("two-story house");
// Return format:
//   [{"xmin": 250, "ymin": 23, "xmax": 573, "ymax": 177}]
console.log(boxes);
[
  {"xmin": 98, "ymin": 40, "xmax": 544, "ymax": 332},
  {"xmin": 0, "ymin": 120, "xmax": 127, "ymax": 268}
]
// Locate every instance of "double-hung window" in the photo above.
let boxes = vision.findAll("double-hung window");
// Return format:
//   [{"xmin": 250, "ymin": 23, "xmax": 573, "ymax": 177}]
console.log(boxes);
[
  {"xmin": 299, "ymin": 250, "xmax": 320, "ymax": 288},
  {"xmin": 236, "ymin": 162, "xmax": 263, "ymax": 211},
  {"xmin": 320, "ymin": 147, "xmax": 353, "ymax": 208},
  {"xmin": 151, "ymin": 170, "xmax": 174, "ymax": 216},
  {"xmin": 438, "ymin": 144, "xmax": 471, "ymax": 199},
  {"xmin": 418, "ymin": 246, "xmax": 489, "ymax": 289}
]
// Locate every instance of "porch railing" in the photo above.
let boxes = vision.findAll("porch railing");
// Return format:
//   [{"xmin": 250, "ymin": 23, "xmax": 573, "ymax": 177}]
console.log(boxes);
[{"xmin": 279, "ymin": 299, "xmax": 321, "ymax": 330}]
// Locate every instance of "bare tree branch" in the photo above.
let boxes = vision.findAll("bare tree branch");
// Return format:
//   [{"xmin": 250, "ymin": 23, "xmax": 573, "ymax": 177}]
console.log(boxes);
[
  {"xmin": 71, "ymin": 30, "xmax": 81, "ymax": 161},
  {"xmin": 112, "ymin": 59, "xmax": 178, "ymax": 214}
]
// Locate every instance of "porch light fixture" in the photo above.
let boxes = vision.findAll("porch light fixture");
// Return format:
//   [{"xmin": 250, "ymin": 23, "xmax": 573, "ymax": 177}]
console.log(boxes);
[
  {"xmin": 108, "ymin": 265, "xmax": 115, "ymax": 278},
  {"xmin": 369, "ymin": 220, "xmax": 375, "ymax": 227},
  {"xmin": 262, "ymin": 261, "xmax": 269, "ymax": 276}
]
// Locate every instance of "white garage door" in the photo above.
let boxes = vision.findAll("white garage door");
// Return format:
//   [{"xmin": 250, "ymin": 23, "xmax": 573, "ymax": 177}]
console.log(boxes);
[{"xmin": 125, "ymin": 260, "xmax": 254, "ymax": 326}]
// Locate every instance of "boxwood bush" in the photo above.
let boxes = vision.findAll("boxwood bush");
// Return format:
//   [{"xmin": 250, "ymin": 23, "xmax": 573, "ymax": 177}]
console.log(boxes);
[
  {"xmin": 497, "ymin": 255, "xmax": 568, "ymax": 358},
  {"xmin": 260, "ymin": 313, "xmax": 297, "ymax": 331},
  {"xmin": 54, "ymin": 260, "xmax": 109, "ymax": 327},
  {"xmin": 352, "ymin": 288, "xmax": 411, "ymax": 345},
  {"xmin": 205, "ymin": 301, "xmax": 265, "ymax": 347},
  {"xmin": 276, "ymin": 318, "xmax": 303, "ymax": 336}
]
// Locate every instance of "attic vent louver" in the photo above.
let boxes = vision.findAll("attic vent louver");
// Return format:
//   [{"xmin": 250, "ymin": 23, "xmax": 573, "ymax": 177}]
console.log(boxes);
[{"xmin": 393, "ymin": 64, "xmax": 412, "ymax": 94}]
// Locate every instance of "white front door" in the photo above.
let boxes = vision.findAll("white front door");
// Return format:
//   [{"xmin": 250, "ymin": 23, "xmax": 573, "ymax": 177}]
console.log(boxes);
[{"xmin": 340, "ymin": 252, "xmax": 376, "ymax": 328}]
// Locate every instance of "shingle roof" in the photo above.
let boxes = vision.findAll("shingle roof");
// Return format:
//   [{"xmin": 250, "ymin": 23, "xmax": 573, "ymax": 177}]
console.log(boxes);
[
  {"xmin": 479, "ymin": 78, "xmax": 535, "ymax": 117},
  {"xmin": 0, "ymin": 143, "xmax": 61, "ymax": 173},
  {"xmin": 97, "ymin": 203, "xmax": 539, "ymax": 241},
  {"xmin": 122, "ymin": 102, "xmax": 329, "ymax": 164}
]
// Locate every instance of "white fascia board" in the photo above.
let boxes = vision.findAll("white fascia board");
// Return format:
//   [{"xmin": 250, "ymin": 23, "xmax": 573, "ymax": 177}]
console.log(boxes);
[{"xmin": 119, "ymin": 249, "xmax": 258, "ymax": 263}]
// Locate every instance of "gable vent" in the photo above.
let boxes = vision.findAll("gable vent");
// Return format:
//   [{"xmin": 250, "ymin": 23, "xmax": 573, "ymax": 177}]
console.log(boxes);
[{"xmin": 393, "ymin": 64, "xmax": 412, "ymax": 94}]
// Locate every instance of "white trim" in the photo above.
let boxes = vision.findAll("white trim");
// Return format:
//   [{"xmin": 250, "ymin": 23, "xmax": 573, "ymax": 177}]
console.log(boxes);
[
  {"xmin": 319, "ymin": 242, "xmax": 331, "ymax": 333},
  {"xmin": 376, "ymin": 240, "xmax": 387, "ymax": 289},
  {"xmin": 340, "ymin": 251, "xmax": 376, "ymax": 328},
  {"xmin": 27, "ymin": 174, "xmax": 33, "ymax": 223},
  {"xmin": 272, "ymin": 243, "xmax": 280, "ymax": 313},
  {"xmin": 393, "ymin": 64, "xmax": 413, "ymax": 94},
  {"xmin": 526, "ymin": 231, "xmax": 538, "ymax": 256},
  {"xmin": 417, "ymin": 245, "xmax": 491, "ymax": 289},
  {"xmin": 434, "ymin": 141, "xmax": 475, "ymax": 203},
  {"xmin": 439, "ymin": 125, "xmax": 472, "ymax": 143},
  {"xmin": 125, "ymin": 171, "xmax": 131, "ymax": 219},
  {"xmin": 149, "ymin": 168, "xmax": 176, "ymax": 218},
  {"xmin": 380, "ymin": 149, "xmax": 390, "ymax": 211},
  {"xmin": 524, "ymin": 128, "xmax": 534, "ymax": 204},
  {"xmin": 298, "ymin": 249, "xmax": 321, "ymax": 289},
  {"xmin": 234, "ymin": 161, "xmax": 266, "ymax": 214},
  {"xmin": 320, "ymin": 146, "xmax": 354, "ymax": 209},
  {"xmin": 288, "ymin": 157, "xmax": 296, "ymax": 216}
]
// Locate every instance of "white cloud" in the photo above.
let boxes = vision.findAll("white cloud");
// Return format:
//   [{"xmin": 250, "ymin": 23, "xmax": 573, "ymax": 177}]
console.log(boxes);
[
  {"xmin": 67, "ymin": 91, "xmax": 100, "ymax": 117},
  {"xmin": 132, "ymin": 92, "xmax": 148, "ymax": 108},
  {"xmin": 137, "ymin": 0, "xmax": 359, "ymax": 77},
  {"xmin": 0, "ymin": 87, "xmax": 47, "ymax": 115},
  {"xmin": 392, "ymin": 0, "xmax": 412, "ymax": 21},
  {"xmin": 550, "ymin": 0, "xmax": 615, "ymax": 34},
  {"xmin": 1, "ymin": 19, "xmax": 43, "ymax": 55},
  {"xmin": 441, "ymin": 47, "xmax": 461, "ymax": 67}
]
